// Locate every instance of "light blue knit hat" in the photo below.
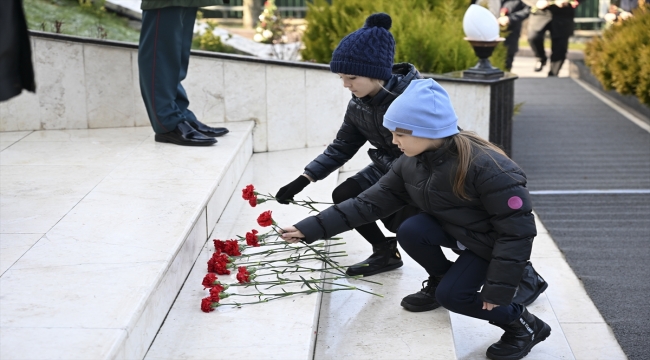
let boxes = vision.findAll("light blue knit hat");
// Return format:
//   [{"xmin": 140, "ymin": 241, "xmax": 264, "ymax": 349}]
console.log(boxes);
[{"xmin": 383, "ymin": 79, "xmax": 459, "ymax": 139}]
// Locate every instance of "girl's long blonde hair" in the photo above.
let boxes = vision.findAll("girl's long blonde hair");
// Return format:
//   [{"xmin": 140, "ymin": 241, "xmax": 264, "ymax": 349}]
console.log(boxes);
[{"xmin": 442, "ymin": 131, "xmax": 508, "ymax": 200}]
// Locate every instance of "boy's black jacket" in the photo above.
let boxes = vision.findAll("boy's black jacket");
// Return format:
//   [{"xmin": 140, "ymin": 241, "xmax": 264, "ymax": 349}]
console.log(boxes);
[
  {"xmin": 295, "ymin": 144, "xmax": 537, "ymax": 306},
  {"xmin": 303, "ymin": 63, "xmax": 421, "ymax": 183}
]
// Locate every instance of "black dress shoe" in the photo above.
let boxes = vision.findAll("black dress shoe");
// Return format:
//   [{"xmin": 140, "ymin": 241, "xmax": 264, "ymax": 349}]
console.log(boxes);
[
  {"xmin": 189, "ymin": 120, "xmax": 229, "ymax": 137},
  {"xmin": 534, "ymin": 59, "xmax": 546, "ymax": 72},
  {"xmin": 155, "ymin": 121, "xmax": 217, "ymax": 146}
]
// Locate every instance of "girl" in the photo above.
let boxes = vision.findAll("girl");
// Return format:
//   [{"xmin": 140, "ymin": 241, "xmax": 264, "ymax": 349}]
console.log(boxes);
[
  {"xmin": 275, "ymin": 13, "xmax": 422, "ymax": 277},
  {"xmin": 281, "ymin": 79, "xmax": 551, "ymax": 360}
]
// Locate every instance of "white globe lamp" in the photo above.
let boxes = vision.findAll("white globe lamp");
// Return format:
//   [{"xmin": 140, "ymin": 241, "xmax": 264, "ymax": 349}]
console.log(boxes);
[{"xmin": 462, "ymin": 4, "xmax": 505, "ymax": 79}]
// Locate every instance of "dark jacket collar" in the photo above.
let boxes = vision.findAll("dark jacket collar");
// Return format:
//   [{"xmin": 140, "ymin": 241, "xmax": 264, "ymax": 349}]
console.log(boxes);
[{"xmin": 356, "ymin": 63, "xmax": 421, "ymax": 106}]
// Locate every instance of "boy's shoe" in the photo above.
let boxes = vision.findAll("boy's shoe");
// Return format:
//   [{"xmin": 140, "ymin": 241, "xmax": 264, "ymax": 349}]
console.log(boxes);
[
  {"xmin": 400, "ymin": 275, "xmax": 444, "ymax": 312},
  {"xmin": 534, "ymin": 59, "xmax": 546, "ymax": 72},
  {"xmin": 345, "ymin": 237, "xmax": 403, "ymax": 277},
  {"xmin": 486, "ymin": 307, "xmax": 551, "ymax": 360}
]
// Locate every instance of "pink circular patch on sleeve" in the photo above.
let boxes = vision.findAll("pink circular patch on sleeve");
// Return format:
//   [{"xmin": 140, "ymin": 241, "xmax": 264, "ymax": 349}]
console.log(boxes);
[{"xmin": 508, "ymin": 196, "xmax": 523, "ymax": 210}]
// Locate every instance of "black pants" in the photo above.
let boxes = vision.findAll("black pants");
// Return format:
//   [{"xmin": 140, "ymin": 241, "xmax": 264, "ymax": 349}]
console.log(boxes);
[
  {"xmin": 397, "ymin": 213, "xmax": 521, "ymax": 324},
  {"xmin": 332, "ymin": 178, "xmax": 390, "ymax": 245},
  {"xmin": 527, "ymin": 14, "xmax": 573, "ymax": 75},
  {"xmin": 138, "ymin": 7, "xmax": 199, "ymax": 134}
]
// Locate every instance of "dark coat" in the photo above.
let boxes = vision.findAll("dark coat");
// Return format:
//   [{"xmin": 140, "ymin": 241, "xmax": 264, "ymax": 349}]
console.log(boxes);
[
  {"xmin": 501, "ymin": 0, "xmax": 531, "ymax": 32},
  {"xmin": 295, "ymin": 142, "xmax": 537, "ymax": 306},
  {"xmin": 303, "ymin": 63, "xmax": 422, "ymax": 184},
  {"xmin": 0, "ymin": 0, "xmax": 36, "ymax": 102},
  {"xmin": 523, "ymin": 0, "xmax": 577, "ymax": 36}
]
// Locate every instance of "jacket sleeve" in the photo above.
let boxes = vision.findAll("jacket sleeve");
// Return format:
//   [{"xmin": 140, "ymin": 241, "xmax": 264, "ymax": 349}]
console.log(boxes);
[
  {"xmin": 474, "ymin": 161, "xmax": 537, "ymax": 306},
  {"xmin": 295, "ymin": 157, "xmax": 411, "ymax": 243},
  {"xmin": 509, "ymin": 1, "xmax": 531, "ymax": 23},
  {"xmin": 303, "ymin": 104, "xmax": 367, "ymax": 181}
]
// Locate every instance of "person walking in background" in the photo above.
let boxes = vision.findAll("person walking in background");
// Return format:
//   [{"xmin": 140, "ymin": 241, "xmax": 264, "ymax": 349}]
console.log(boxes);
[
  {"xmin": 497, "ymin": 0, "xmax": 531, "ymax": 71},
  {"xmin": 281, "ymin": 79, "xmax": 551, "ymax": 360},
  {"xmin": 138, "ymin": 0, "xmax": 230, "ymax": 146},
  {"xmin": 524, "ymin": 0, "xmax": 580, "ymax": 76},
  {"xmin": 275, "ymin": 13, "xmax": 423, "ymax": 278}
]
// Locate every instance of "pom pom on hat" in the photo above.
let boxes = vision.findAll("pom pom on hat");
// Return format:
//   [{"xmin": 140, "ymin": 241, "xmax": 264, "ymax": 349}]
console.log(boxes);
[
  {"xmin": 330, "ymin": 13, "xmax": 395, "ymax": 81},
  {"xmin": 383, "ymin": 79, "xmax": 459, "ymax": 139},
  {"xmin": 365, "ymin": 13, "xmax": 392, "ymax": 30}
]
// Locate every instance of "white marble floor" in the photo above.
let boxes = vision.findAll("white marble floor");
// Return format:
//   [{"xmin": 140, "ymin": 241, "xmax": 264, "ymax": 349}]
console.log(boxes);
[{"xmin": 0, "ymin": 122, "xmax": 254, "ymax": 359}]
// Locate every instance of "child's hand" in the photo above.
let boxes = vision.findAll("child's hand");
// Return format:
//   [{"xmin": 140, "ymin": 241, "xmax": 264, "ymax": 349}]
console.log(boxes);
[
  {"xmin": 498, "ymin": 16, "xmax": 510, "ymax": 27},
  {"xmin": 280, "ymin": 226, "xmax": 305, "ymax": 243},
  {"xmin": 556, "ymin": 0, "xmax": 569, "ymax": 7},
  {"xmin": 536, "ymin": 0, "xmax": 549, "ymax": 9},
  {"xmin": 482, "ymin": 302, "xmax": 500, "ymax": 311}
]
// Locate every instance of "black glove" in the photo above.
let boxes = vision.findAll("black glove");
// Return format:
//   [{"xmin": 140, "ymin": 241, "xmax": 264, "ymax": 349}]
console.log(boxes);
[{"xmin": 275, "ymin": 175, "xmax": 310, "ymax": 204}]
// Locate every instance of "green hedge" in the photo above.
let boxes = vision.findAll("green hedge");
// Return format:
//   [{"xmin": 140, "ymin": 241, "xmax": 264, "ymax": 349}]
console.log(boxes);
[
  {"xmin": 301, "ymin": 0, "xmax": 506, "ymax": 74},
  {"xmin": 584, "ymin": 6, "xmax": 650, "ymax": 105}
]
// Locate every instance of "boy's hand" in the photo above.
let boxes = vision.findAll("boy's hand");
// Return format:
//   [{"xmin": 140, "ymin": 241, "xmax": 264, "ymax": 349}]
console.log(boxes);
[
  {"xmin": 536, "ymin": 0, "xmax": 549, "ymax": 9},
  {"xmin": 556, "ymin": 0, "xmax": 569, "ymax": 7},
  {"xmin": 498, "ymin": 16, "xmax": 510, "ymax": 26},
  {"xmin": 280, "ymin": 226, "xmax": 305, "ymax": 244}
]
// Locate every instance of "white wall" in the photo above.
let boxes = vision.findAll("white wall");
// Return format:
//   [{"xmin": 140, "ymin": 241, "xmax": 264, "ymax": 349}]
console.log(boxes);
[{"xmin": 0, "ymin": 34, "xmax": 493, "ymax": 150}]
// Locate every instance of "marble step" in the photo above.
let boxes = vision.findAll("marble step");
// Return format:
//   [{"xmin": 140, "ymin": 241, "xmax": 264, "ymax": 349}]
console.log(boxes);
[
  {"xmin": 0, "ymin": 121, "xmax": 254, "ymax": 359},
  {"xmin": 145, "ymin": 147, "xmax": 626, "ymax": 359},
  {"xmin": 145, "ymin": 147, "xmax": 340, "ymax": 359}
]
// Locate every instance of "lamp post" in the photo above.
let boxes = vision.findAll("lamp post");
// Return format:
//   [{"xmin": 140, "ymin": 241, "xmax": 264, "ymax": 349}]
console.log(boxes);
[{"xmin": 462, "ymin": 5, "xmax": 505, "ymax": 80}]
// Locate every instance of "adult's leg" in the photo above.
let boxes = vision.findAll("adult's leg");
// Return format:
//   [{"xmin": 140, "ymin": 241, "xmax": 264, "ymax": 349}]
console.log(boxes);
[
  {"xmin": 503, "ymin": 25, "xmax": 521, "ymax": 71},
  {"xmin": 176, "ymin": 7, "xmax": 198, "ymax": 122},
  {"xmin": 527, "ymin": 15, "xmax": 552, "ymax": 70},
  {"xmin": 138, "ymin": 7, "xmax": 192, "ymax": 134},
  {"xmin": 548, "ymin": 18, "xmax": 571, "ymax": 77}
]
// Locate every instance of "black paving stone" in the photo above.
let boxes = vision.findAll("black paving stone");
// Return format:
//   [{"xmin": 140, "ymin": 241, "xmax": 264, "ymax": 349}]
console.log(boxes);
[{"xmin": 512, "ymin": 78, "xmax": 650, "ymax": 360}]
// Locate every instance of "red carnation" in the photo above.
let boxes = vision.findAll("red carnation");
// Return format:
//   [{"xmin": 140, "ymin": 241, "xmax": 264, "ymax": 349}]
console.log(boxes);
[
  {"xmin": 209, "ymin": 287, "xmax": 222, "ymax": 302},
  {"xmin": 202, "ymin": 273, "xmax": 218, "ymax": 289},
  {"xmin": 249, "ymin": 195, "xmax": 258, "ymax": 207},
  {"xmin": 257, "ymin": 210, "xmax": 274, "ymax": 227},
  {"xmin": 214, "ymin": 259, "xmax": 230, "ymax": 275},
  {"xmin": 213, "ymin": 239, "xmax": 226, "ymax": 252},
  {"xmin": 236, "ymin": 266, "xmax": 251, "ymax": 283},
  {"xmin": 242, "ymin": 184, "xmax": 255, "ymax": 200},
  {"xmin": 201, "ymin": 297, "xmax": 215, "ymax": 313},
  {"xmin": 207, "ymin": 252, "xmax": 231, "ymax": 274},
  {"xmin": 223, "ymin": 240, "xmax": 242, "ymax": 256},
  {"xmin": 245, "ymin": 229, "xmax": 260, "ymax": 247}
]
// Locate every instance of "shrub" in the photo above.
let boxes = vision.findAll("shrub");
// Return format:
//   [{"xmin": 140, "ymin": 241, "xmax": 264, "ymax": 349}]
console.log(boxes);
[
  {"xmin": 584, "ymin": 5, "xmax": 650, "ymax": 105},
  {"xmin": 192, "ymin": 21, "xmax": 240, "ymax": 54},
  {"xmin": 301, "ymin": 0, "xmax": 506, "ymax": 74}
]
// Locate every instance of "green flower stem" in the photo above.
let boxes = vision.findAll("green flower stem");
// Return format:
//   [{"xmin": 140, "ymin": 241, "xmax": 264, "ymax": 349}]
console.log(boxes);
[{"xmin": 233, "ymin": 254, "xmax": 347, "ymax": 267}]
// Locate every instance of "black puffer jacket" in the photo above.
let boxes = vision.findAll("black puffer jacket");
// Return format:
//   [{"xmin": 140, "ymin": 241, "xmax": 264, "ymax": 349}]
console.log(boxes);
[
  {"xmin": 303, "ymin": 63, "xmax": 422, "ymax": 182},
  {"xmin": 295, "ymin": 142, "xmax": 537, "ymax": 306}
]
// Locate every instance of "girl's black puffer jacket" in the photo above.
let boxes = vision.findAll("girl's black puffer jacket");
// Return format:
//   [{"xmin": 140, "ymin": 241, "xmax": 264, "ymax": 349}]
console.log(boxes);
[
  {"xmin": 295, "ymin": 144, "xmax": 537, "ymax": 306},
  {"xmin": 303, "ymin": 63, "xmax": 421, "ymax": 183}
]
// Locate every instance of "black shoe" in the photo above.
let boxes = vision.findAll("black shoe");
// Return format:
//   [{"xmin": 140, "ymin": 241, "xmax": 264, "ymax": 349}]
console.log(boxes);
[
  {"xmin": 512, "ymin": 261, "xmax": 548, "ymax": 306},
  {"xmin": 188, "ymin": 120, "xmax": 229, "ymax": 137},
  {"xmin": 345, "ymin": 237, "xmax": 403, "ymax": 277},
  {"xmin": 400, "ymin": 274, "xmax": 444, "ymax": 312},
  {"xmin": 487, "ymin": 307, "xmax": 551, "ymax": 360},
  {"xmin": 155, "ymin": 121, "xmax": 217, "ymax": 146},
  {"xmin": 534, "ymin": 59, "xmax": 546, "ymax": 72},
  {"xmin": 547, "ymin": 60, "xmax": 565, "ymax": 77}
]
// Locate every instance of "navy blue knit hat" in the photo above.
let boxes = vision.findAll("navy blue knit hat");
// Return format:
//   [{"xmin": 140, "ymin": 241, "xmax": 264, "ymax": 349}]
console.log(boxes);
[{"xmin": 330, "ymin": 13, "xmax": 395, "ymax": 81}]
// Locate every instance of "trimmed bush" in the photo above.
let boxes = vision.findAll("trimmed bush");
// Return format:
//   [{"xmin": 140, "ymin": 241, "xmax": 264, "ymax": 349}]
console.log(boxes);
[
  {"xmin": 584, "ymin": 5, "xmax": 650, "ymax": 105},
  {"xmin": 301, "ymin": 0, "xmax": 506, "ymax": 74}
]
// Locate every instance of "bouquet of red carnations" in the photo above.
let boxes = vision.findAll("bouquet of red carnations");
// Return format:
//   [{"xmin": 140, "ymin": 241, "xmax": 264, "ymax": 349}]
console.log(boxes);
[{"xmin": 200, "ymin": 185, "xmax": 382, "ymax": 312}]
